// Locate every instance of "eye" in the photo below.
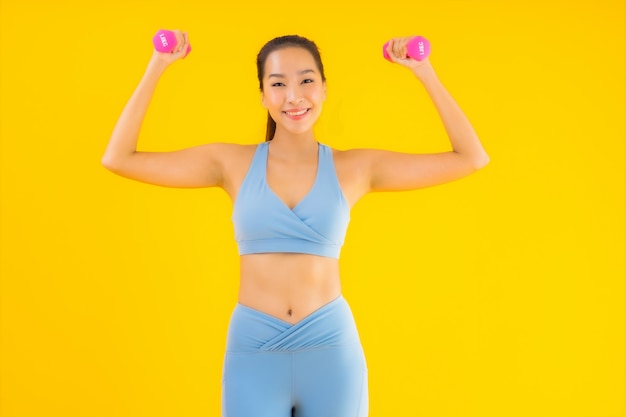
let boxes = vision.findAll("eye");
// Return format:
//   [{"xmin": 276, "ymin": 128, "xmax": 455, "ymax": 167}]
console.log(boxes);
[
  {"xmin": 302, "ymin": 79, "xmax": 314, "ymax": 84},
  {"xmin": 271, "ymin": 82, "xmax": 285, "ymax": 87}
]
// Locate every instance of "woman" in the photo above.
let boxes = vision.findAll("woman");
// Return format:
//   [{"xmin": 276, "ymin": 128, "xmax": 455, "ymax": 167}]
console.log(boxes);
[{"xmin": 102, "ymin": 32, "xmax": 488, "ymax": 417}]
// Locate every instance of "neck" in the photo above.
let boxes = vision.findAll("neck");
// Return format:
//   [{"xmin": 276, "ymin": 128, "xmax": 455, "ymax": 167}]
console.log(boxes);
[{"xmin": 269, "ymin": 129, "xmax": 318, "ymax": 156}]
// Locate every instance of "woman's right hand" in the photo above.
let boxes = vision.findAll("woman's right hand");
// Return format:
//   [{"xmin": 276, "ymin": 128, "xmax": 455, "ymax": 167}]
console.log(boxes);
[{"xmin": 150, "ymin": 30, "xmax": 189, "ymax": 67}]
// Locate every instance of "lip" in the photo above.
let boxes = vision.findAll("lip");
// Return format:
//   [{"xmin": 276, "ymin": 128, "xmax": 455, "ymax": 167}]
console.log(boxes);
[{"xmin": 282, "ymin": 108, "xmax": 310, "ymax": 120}]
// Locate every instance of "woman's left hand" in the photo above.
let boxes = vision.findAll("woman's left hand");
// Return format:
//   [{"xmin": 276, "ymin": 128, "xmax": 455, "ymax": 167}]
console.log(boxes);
[{"xmin": 385, "ymin": 37, "xmax": 431, "ymax": 72}]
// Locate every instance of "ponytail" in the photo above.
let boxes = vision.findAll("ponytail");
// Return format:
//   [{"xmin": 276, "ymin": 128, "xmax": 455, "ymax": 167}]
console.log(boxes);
[{"xmin": 265, "ymin": 112, "xmax": 276, "ymax": 141}]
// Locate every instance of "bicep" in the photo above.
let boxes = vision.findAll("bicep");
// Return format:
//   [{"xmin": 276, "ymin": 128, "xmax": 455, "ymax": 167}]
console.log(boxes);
[
  {"xmin": 367, "ymin": 150, "xmax": 481, "ymax": 192},
  {"xmin": 102, "ymin": 143, "xmax": 227, "ymax": 188}
]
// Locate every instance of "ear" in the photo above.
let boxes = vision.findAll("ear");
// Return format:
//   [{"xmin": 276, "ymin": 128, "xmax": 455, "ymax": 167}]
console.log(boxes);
[
  {"xmin": 322, "ymin": 81, "xmax": 327, "ymax": 102},
  {"xmin": 260, "ymin": 91, "xmax": 267, "ymax": 108}
]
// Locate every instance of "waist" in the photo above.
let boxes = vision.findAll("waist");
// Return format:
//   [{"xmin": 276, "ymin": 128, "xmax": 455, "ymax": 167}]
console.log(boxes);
[
  {"xmin": 238, "ymin": 253, "xmax": 341, "ymax": 324},
  {"xmin": 226, "ymin": 295, "xmax": 362, "ymax": 352}
]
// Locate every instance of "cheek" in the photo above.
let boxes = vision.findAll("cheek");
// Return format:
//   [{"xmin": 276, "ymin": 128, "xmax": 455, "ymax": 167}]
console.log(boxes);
[
  {"xmin": 263, "ymin": 91, "xmax": 282, "ymax": 108},
  {"xmin": 310, "ymin": 87, "xmax": 326, "ymax": 103}
]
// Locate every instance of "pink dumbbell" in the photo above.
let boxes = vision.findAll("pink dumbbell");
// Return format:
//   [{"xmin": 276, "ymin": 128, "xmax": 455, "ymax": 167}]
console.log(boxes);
[
  {"xmin": 152, "ymin": 29, "xmax": 191, "ymax": 58},
  {"xmin": 383, "ymin": 36, "xmax": 430, "ymax": 62}
]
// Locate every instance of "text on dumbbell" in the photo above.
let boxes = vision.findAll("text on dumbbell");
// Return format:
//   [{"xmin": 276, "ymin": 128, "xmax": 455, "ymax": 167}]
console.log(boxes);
[{"xmin": 159, "ymin": 33, "xmax": 169, "ymax": 47}]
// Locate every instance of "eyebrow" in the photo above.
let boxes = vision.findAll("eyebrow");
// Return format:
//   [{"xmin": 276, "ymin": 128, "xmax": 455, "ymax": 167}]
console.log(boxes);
[{"xmin": 268, "ymin": 69, "xmax": 316, "ymax": 79}]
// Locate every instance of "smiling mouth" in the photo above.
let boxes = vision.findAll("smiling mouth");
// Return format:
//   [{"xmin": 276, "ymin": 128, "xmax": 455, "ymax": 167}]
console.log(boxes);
[{"xmin": 283, "ymin": 109, "xmax": 310, "ymax": 117}]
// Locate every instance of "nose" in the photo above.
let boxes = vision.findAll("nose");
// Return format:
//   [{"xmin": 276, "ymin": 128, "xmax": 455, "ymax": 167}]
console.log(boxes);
[{"xmin": 286, "ymin": 86, "xmax": 304, "ymax": 105}]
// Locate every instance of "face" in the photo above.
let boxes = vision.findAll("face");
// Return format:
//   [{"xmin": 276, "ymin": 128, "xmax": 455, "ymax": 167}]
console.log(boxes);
[{"xmin": 261, "ymin": 47, "xmax": 327, "ymax": 136}]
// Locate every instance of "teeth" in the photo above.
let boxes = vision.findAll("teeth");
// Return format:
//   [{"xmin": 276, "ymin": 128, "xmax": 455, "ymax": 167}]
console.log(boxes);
[{"xmin": 285, "ymin": 109, "xmax": 307, "ymax": 116}]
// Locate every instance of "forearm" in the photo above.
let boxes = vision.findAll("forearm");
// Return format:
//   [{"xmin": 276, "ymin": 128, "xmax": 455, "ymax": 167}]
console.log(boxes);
[
  {"xmin": 413, "ymin": 62, "xmax": 489, "ymax": 168},
  {"xmin": 102, "ymin": 58, "xmax": 169, "ymax": 169}
]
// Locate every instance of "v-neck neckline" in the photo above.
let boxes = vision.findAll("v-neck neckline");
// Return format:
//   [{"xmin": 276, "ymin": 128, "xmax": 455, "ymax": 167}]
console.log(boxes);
[{"xmin": 264, "ymin": 142, "xmax": 321, "ymax": 212}]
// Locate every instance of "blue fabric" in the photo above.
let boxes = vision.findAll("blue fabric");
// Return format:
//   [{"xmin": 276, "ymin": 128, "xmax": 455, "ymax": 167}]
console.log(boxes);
[
  {"xmin": 222, "ymin": 296, "xmax": 369, "ymax": 417},
  {"xmin": 232, "ymin": 142, "xmax": 350, "ymax": 259}
]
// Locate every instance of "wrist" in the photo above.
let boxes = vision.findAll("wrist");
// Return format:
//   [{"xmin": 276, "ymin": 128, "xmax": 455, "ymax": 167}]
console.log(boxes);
[
  {"xmin": 411, "ymin": 59, "xmax": 437, "ymax": 83},
  {"xmin": 146, "ymin": 54, "xmax": 171, "ymax": 74}
]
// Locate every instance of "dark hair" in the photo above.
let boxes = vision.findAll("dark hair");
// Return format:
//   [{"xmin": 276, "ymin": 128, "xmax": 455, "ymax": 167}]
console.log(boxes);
[{"xmin": 256, "ymin": 35, "xmax": 326, "ymax": 141}]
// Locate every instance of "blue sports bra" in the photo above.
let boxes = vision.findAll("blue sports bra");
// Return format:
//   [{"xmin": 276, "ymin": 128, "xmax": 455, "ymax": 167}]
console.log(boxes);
[{"xmin": 232, "ymin": 142, "xmax": 350, "ymax": 259}]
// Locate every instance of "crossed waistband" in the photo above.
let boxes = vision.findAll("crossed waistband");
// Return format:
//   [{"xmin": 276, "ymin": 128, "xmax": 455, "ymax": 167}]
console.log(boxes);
[{"xmin": 226, "ymin": 295, "xmax": 362, "ymax": 352}]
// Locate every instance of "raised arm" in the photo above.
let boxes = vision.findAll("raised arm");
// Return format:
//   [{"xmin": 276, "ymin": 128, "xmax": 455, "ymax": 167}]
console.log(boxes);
[
  {"xmin": 102, "ymin": 31, "xmax": 226, "ymax": 188},
  {"xmin": 363, "ymin": 37, "xmax": 489, "ymax": 193}
]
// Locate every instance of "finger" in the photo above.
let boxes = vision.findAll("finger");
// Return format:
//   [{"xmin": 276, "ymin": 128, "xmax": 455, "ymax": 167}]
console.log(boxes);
[
  {"xmin": 174, "ymin": 30, "xmax": 185, "ymax": 53},
  {"xmin": 393, "ymin": 39, "xmax": 404, "ymax": 59},
  {"xmin": 394, "ymin": 37, "xmax": 409, "ymax": 60},
  {"xmin": 388, "ymin": 38, "xmax": 400, "ymax": 62},
  {"xmin": 390, "ymin": 38, "xmax": 407, "ymax": 63},
  {"xmin": 183, "ymin": 32, "xmax": 189, "ymax": 51}
]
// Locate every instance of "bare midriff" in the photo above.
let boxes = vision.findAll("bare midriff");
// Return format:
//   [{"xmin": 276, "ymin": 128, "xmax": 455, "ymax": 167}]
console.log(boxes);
[{"xmin": 238, "ymin": 253, "xmax": 342, "ymax": 325}]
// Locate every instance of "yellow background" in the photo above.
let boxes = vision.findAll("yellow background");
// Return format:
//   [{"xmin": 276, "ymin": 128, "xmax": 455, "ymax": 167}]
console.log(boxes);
[{"xmin": 1, "ymin": 0, "xmax": 623, "ymax": 416}]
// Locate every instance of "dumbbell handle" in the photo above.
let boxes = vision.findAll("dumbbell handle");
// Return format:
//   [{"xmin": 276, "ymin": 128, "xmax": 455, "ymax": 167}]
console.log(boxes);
[
  {"xmin": 152, "ymin": 29, "xmax": 191, "ymax": 58},
  {"xmin": 383, "ymin": 36, "xmax": 430, "ymax": 62}
]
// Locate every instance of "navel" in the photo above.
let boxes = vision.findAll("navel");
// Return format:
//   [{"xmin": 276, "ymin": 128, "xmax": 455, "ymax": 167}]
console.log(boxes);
[{"xmin": 287, "ymin": 308, "xmax": 293, "ymax": 317}]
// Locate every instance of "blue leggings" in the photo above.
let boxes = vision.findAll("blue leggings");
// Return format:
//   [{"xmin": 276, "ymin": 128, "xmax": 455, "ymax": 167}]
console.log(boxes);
[{"xmin": 222, "ymin": 295, "xmax": 368, "ymax": 417}]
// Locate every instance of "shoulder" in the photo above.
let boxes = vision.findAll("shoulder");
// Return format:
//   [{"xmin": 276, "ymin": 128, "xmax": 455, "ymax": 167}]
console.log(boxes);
[
  {"xmin": 329, "ymin": 146, "xmax": 381, "ymax": 171},
  {"xmin": 329, "ymin": 146, "xmax": 382, "ymax": 181},
  {"xmin": 329, "ymin": 146, "xmax": 397, "ymax": 184},
  {"xmin": 328, "ymin": 145, "xmax": 381, "ymax": 158},
  {"xmin": 207, "ymin": 142, "xmax": 258, "ymax": 165},
  {"xmin": 210, "ymin": 142, "xmax": 258, "ymax": 155},
  {"xmin": 215, "ymin": 142, "xmax": 261, "ymax": 179},
  {"xmin": 204, "ymin": 142, "xmax": 263, "ymax": 197},
  {"xmin": 326, "ymin": 146, "xmax": 383, "ymax": 205},
  {"xmin": 188, "ymin": 142, "xmax": 259, "ymax": 178}
]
